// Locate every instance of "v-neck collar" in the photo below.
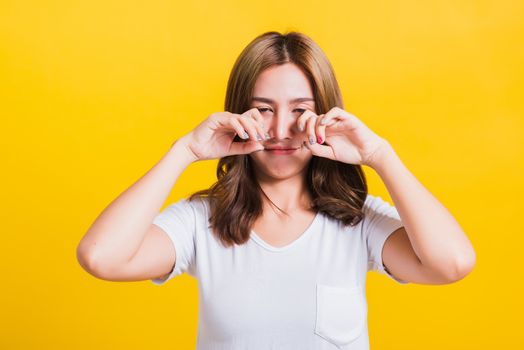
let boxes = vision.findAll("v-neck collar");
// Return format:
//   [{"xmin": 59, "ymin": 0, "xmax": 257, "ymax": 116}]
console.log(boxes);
[{"xmin": 249, "ymin": 211, "xmax": 322, "ymax": 252}]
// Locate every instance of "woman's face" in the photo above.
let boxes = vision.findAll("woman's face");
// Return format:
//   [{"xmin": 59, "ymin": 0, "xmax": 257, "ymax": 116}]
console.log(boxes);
[{"xmin": 248, "ymin": 63, "xmax": 315, "ymax": 181}]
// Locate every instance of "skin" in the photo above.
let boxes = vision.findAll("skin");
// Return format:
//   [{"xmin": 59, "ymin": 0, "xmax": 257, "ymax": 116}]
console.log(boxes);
[
  {"xmin": 77, "ymin": 62, "xmax": 475, "ymax": 285},
  {"xmin": 182, "ymin": 62, "xmax": 476, "ymax": 283},
  {"xmin": 247, "ymin": 63, "xmax": 317, "ymax": 215}
]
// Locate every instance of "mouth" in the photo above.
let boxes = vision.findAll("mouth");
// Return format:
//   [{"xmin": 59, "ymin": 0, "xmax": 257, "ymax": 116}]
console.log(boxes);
[{"xmin": 264, "ymin": 147, "xmax": 299, "ymax": 155}]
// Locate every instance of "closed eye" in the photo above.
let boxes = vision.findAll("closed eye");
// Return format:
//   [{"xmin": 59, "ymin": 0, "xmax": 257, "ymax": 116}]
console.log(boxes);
[{"xmin": 256, "ymin": 107, "xmax": 307, "ymax": 114}]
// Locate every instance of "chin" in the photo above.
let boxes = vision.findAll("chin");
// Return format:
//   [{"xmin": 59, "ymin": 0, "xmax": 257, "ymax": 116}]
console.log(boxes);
[{"xmin": 249, "ymin": 151, "xmax": 312, "ymax": 180}]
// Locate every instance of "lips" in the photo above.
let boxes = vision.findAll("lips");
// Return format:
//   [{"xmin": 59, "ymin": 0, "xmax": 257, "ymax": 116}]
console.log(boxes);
[
  {"xmin": 264, "ymin": 147, "xmax": 298, "ymax": 155},
  {"xmin": 265, "ymin": 146, "xmax": 298, "ymax": 150}
]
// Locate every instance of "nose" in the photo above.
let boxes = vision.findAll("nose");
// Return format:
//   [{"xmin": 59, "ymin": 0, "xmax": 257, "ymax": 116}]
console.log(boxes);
[{"xmin": 266, "ymin": 109, "xmax": 300, "ymax": 140}]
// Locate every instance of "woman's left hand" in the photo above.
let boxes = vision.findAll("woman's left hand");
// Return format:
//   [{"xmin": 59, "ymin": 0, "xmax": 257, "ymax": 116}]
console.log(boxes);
[{"xmin": 299, "ymin": 107, "xmax": 390, "ymax": 167}]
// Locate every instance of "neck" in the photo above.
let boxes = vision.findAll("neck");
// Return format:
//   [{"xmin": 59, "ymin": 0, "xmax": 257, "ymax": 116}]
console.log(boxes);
[{"xmin": 256, "ymin": 174, "xmax": 313, "ymax": 214}]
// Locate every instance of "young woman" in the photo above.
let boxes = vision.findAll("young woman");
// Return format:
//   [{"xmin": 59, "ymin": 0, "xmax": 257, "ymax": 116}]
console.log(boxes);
[{"xmin": 77, "ymin": 31, "xmax": 476, "ymax": 349}]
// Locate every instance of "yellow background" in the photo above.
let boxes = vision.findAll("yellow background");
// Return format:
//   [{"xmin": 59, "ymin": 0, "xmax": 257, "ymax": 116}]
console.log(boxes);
[{"xmin": 2, "ymin": 0, "xmax": 522, "ymax": 349}]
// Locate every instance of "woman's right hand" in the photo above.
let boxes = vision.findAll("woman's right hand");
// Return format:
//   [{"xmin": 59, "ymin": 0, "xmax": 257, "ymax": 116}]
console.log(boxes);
[{"xmin": 180, "ymin": 108, "xmax": 270, "ymax": 162}]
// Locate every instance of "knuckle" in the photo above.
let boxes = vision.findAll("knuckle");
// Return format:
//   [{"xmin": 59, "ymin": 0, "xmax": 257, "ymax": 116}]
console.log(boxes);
[
  {"xmin": 237, "ymin": 115, "xmax": 248, "ymax": 124},
  {"xmin": 326, "ymin": 106, "xmax": 338, "ymax": 115}
]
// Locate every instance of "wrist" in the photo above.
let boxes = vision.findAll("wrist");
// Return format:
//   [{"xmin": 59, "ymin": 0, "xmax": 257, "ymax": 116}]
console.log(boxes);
[
  {"xmin": 168, "ymin": 134, "xmax": 199, "ymax": 165},
  {"xmin": 365, "ymin": 140, "xmax": 395, "ymax": 171}
]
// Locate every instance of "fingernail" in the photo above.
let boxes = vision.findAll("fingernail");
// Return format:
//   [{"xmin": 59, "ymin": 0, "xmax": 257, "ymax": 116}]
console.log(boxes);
[
  {"xmin": 317, "ymin": 136, "xmax": 323, "ymax": 144},
  {"xmin": 309, "ymin": 136, "xmax": 316, "ymax": 145},
  {"xmin": 257, "ymin": 134, "xmax": 263, "ymax": 141},
  {"xmin": 320, "ymin": 117, "xmax": 327, "ymax": 125},
  {"xmin": 243, "ymin": 131, "xmax": 249, "ymax": 139},
  {"xmin": 265, "ymin": 132, "xmax": 270, "ymax": 140},
  {"xmin": 298, "ymin": 124, "xmax": 304, "ymax": 132}
]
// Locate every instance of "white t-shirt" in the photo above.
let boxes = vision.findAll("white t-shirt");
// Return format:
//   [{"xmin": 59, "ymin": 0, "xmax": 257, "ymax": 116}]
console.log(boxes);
[{"xmin": 151, "ymin": 193, "xmax": 408, "ymax": 349}]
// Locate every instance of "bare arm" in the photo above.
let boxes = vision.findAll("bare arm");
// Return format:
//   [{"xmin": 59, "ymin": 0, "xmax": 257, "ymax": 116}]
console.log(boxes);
[
  {"xmin": 76, "ymin": 110, "xmax": 268, "ymax": 281},
  {"xmin": 76, "ymin": 135, "xmax": 197, "ymax": 277},
  {"xmin": 371, "ymin": 141, "xmax": 476, "ymax": 283}
]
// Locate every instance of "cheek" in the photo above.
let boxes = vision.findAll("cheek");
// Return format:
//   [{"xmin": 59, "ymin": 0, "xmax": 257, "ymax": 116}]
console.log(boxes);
[{"xmin": 261, "ymin": 115, "xmax": 272, "ymax": 127}]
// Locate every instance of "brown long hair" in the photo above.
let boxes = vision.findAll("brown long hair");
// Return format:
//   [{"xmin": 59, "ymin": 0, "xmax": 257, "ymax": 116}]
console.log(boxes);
[{"xmin": 188, "ymin": 31, "xmax": 368, "ymax": 247}]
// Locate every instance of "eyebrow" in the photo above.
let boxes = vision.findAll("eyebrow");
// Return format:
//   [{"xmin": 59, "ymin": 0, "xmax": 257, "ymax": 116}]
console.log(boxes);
[{"xmin": 251, "ymin": 97, "xmax": 315, "ymax": 104}]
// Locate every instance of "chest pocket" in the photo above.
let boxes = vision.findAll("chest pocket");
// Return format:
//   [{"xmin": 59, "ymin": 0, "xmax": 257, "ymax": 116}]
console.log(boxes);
[{"xmin": 314, "ymin": 283, "xmax": 367, "ymax": 347}]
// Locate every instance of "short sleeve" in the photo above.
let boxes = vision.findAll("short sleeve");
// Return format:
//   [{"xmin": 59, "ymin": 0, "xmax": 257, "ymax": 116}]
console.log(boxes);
[
  {"xmin": 362, "ymin": 194, "xmax": 409, "ymax": 285},
  {"xmin": 150, "ymin": 198, "xmax": 197, "ymax": 285}
]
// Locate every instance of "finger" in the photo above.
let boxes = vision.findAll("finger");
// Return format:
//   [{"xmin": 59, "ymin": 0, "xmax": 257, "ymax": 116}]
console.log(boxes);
[
  {"xmin": 319, "ymin": 112, "xmax": 342, "ymax": 128},
  {"xmin": 237, "ymin": 114, "xmax": 264, "ymax": 142},
  {"xmin": 213, "ymin": 112, "xmax": 250, "ymax": 139},
  {"xmin": 321, "ymin": 107, "xmax": 362, "ymax": 130},
  {"xmin": 315, "ymin": 113, "xmax": 326, "ymax": 144},
  {"xmin": 306, "ymin": 114, "xmax": 319, "ymax": 146},
  {"xmin": 296, "ymin": 109, "xmax": 319, "ymax": 142},
  {"xmin": 244, "ymin": 108, "xmax": 266, "ymax": 129},
  {"xmin": 251, "ymin": 108, "xmax": 269, "ymax": 138},
  {"xmin": 230, "ymin": 139, "xmax": 265, "ymax": 155},
  {"xmin": 318, "ymin": 114, "xmax": 334, "ymax": 126},
  {"xmin": 302, "ymin": 137, "xmax": 334, "ymax": 159},
  {"xmin": 239, "ymin": 109, "xmax": 268, "ymax": 141},
  {"xmin": 242, "ymin": 108, "xmax": 270, "ymax": 140},
  {"xmin": 229, "ymin": 118, "xmax": 251, "ymax": 140},
  {"xmin": 296, "ymin": 110, "xmax": 312, "ymax": 133}
]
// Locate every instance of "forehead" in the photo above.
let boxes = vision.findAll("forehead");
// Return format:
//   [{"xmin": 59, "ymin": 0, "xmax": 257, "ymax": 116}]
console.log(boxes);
[{"xmin": 252, "ymin": 63, "xmax": 314, "ymax": 102}]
